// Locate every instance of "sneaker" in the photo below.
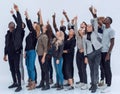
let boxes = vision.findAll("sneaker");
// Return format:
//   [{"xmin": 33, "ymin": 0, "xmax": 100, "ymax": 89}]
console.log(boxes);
[
  {"xmin": 8, "ymin": 83, "xmax": 18, "ymax": 89},
  {"xmin": 79, "ymin": 83, "xmax": 85, "ymax": 87},
  {"xmin": 81, "ymin": 84, "xmax": 88, "ymax": 90},
  {"xmin": 98, "ymin": 80, "xmax": 104, "ymax": 87},
  {"xmin": 101, "ymin": 86, "xmax": 111, "ymax": 93},
  {"xmin": 15, "ymin": 86, "xmax": 22, "ymax": 92}
]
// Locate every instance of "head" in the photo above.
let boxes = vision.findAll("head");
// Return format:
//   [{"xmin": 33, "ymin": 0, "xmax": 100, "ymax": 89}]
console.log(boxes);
[
  {"xmin": 22, "ymin": 22, "xmax": 26, "ymax": 29},
  {"xmin": 8, "ymin": 21, "xmax": 15, "ymax": 32},
  {"xmin": 42, "ymin": 25, "xmax": 47, "ymax": 33},
  {"xmin": 80, "ymin": 21, "xmax": 87, "ymax": 29},
  {"xmin": 69, "ymin": 29, "xmax": 75, "ymax": 38},
  {"xmin": 87, "ymin": 24, "xmax": 94, "ymax": 32},
  {"xmin": 104, "ymin": 17, "xmax": 113, "ymax": 25},
  {"xmin": 56, "ymin": 31, "xmax": 64, "ymax": 41}
]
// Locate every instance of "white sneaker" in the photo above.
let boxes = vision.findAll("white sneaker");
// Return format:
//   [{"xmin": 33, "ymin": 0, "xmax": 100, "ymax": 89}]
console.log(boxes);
[
  {"xmin": 81, "ymin": 84, "xmax": 88, "ymax": 90},
  {"xmin": 79, "ymin": 83, "xmax": 85, "ymax": 87},
  {"xmin": 101, "ymin": 86, "xmax": 111, "ymax": 93}
]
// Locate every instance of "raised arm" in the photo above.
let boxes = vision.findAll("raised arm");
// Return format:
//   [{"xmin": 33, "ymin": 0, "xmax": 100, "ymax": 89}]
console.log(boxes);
[
  {"xmin": 63, "ymin": 10, "xmax": 70, "ymax": 22},
  {"xmin": 52, "ymin": 13, "xmax": 59, "ymax": 32},
  {"xmin": 89, "ymin": 6, "xmax": 98, "ymax": 35},
  {"xmin": 10, "ymin": 9, "xmax": 17, "ymax": 24},
  {"xmin": 37, "ymin": 10, "xmax": 44, "ymax": 32},
  {"xmin": 73, "ymin": 16, "xmax": 79, "ymax": 37},
  {"xmin": 24, "ymin": 10, "xmax": 34, "ymax": 32},
  {"xmin": 13, "ymin": 4, "xmax": 22, "ymax": 29}
]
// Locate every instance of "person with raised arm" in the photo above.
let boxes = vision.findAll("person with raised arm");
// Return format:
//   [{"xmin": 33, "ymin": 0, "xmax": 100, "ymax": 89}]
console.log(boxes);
[
  {"xmin": 10, "ymin": 8, "xmax": 26, "ymax": 85},
  {"xmin": 3, "ymin": 4, "xmax": 24, "ymax": 92},
  {"xmin": 36, "ymin": 10, "xmax": 50, "ymax": 90},
  {"xmin": 83, "ymin": 6, "xmax": 102, "ymax": 93},
  {"xmin": 73, "ymin": 16, "xmax": 88, "ymax": 90},
  {"xmin": 24, "ymin": 10, "xmax": 40, "ymax": 90}
]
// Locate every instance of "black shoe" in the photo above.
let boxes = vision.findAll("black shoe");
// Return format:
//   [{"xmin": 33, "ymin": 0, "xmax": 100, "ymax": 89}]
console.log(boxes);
[
  {"xmin": 36, "ymin": 83, "xmax": 44, "ymax": 88},
  {"xmin": 15, "ymin": 86, "xmax": 22, "ymax": 92},
  {"xmin": 41, "ymin": 86, "xmax": 50, "ymax": 90},
  {"xmin": 76, "ymin": 81, "xmax": 80, "ymax": 84},
  {"xmin": 68, "ymin": 86, "xmax": 74, "ymax": 90},
  {"xmin": 8, "ymin": 83, "xmax": 18, "ymax": 89},
  {"xmin": 57, "ymin": 85, "xmax": 64, "ymax": 90},
  {"xmin": 64, "ymin": 83, "xmax": 70, "ymax": 87},
  {"xmin": 51, "ymin": 83, "xmax": 59, "ymax": 88},
  {"xmin": 91, "ymin": 84, "xmax": 97, "ymax": 93},
  {"xmin": 89, "ymin": 85, "xmax": 93, "ymax": 91}
]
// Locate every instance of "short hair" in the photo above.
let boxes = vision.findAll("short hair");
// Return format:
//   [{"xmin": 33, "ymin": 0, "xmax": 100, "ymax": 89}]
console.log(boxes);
[
  {"xmin": 106, "ymin": 17, "xmax": 113, "ymax": 24},
  {"xmin": 8, "ymin": 21, "xmax": 15, "ymax": 27}
]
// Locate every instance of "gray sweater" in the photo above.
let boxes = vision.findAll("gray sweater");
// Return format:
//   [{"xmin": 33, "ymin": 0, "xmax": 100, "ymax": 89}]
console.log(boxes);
[
  {"xmin": 83, "ymin": 18, "xmax": 102, "ymax": 56},
  {"xmin": 74, "ymin": 22, "xmax": 84, "ymax": 50}
]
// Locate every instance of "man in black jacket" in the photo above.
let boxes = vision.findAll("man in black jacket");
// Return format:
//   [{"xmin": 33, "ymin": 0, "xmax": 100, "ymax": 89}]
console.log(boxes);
[
  {"xmin": 3, "ymin": 4, "xmax": 24, "ymax": 92},
  {"xmin": 10, "ymin": 8, "xmax": 26, "ymax": 85}
]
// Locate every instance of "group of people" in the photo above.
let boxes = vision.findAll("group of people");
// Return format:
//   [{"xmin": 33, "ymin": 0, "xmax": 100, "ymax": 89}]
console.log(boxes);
[{"xmin": 3, "ymin": 4, "xmax": 115, "ymax": 93}]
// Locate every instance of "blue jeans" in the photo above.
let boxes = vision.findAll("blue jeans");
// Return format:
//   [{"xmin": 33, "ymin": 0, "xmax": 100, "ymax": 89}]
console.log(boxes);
[
  {"xmin": 54, "ymin": 57, "xmax": 64, "ymax": 85},
  {"xmin": 26, "ymin": 50, "xmax": 36, "ymax": 81}
]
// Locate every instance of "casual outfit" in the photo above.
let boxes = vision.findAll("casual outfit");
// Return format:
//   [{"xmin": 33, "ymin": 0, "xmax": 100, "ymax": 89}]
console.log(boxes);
[
  {"xmin": 13, "ymin": 14, "xmax": 25, "ymax": 83},
  {"xmin": 74, "ymin": 22, "xmax": 88, "ymax": 88},
  {"xmin": 36, "ymin": 33, "xmax": 50, "ymax": 90},
  {"xmin": 4, "ymin": 11, "xmax": 23, "ymax": 92},
  {"xmin": 25, "ymin": 18, "xmax": 37, "ymax": 90},
  {"xmin": 101, "ymin": 25, "xmax": 115, "ymax": 93},
  {"xmin": 83, "ymin": 18, "xmax": 102, "ymax": 93},
  {"xmin": 52, "ymin": 39, "xmax": 64, "ymax": 90}
]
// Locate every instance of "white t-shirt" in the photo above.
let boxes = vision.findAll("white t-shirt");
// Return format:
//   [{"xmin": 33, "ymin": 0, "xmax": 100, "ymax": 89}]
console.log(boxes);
[{"xmin": 101, "ymin": 25, "xmax": 115, "ymax": 52}]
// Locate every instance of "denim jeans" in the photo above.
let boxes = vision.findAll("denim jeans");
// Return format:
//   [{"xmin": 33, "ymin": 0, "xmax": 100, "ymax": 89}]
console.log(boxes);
[
  {"xmin": 87, "ymin": 49, "xmax": 101, "ymax": 85},
  {"xmin": 26, "ymin": 50, "xmax": 36, "ymax": 81},
  {"xmin": 54, "ymin": 57, "xmax": 64, "ymax": 85}
]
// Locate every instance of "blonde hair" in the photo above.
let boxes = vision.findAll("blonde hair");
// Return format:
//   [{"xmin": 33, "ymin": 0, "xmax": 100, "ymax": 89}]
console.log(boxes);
[{"xmin": 53, "ymin": 31, "xmax": 64, "ymax": 50}]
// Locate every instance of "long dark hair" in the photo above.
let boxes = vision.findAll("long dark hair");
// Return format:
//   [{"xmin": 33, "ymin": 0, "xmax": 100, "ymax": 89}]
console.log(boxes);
[{"xmin": 46, "ymin": 24, "xmax": 54, "ymax": 49}]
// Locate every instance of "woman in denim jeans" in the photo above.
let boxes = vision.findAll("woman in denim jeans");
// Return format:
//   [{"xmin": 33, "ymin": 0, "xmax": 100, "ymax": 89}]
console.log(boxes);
[
  {"xmin": 52, "ymin": 31, "xmax": 64, "ymax": 90},
  {"xmin": 24, "ymin": 10, "xmax": 40, "ymax": 90}
]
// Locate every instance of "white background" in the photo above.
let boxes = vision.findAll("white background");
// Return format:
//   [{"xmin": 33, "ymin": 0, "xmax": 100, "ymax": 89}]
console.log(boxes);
[{"xmin": 0, "ymin": 0, "xmax": 120, "ymax": 93}]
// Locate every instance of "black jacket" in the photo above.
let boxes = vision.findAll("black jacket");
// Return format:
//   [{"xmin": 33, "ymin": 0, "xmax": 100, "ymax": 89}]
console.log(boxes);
[
  {"xmin": 4, "ymin": 11, "xmax": 24, "ymax": 55},
  {"xmin": 25, "ymin": 18, "xmax": 37, "ymax": 51}
]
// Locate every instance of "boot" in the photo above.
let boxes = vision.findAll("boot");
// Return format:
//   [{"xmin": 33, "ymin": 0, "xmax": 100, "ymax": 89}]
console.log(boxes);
[
  {"xmin": 51, "ymin": 83, "xmax": 59, "ymax": 88},
  {"xmin": 26, "ymin": 79, "xmax": 32, "ymax": 87},
  {"xmin": 57, "ymin": 85, "xmax": 64, "ymax": 90},
  {"xmin": 28, "ymin": 81, "xmax": 36, "ymax": 90},
  {"xmin": 36, "ymin": 81, "xmax": 44, "ymax": 88},
  {"xmin": 91, "ymin": 84, "xmax": 97, "ymax": 93}
]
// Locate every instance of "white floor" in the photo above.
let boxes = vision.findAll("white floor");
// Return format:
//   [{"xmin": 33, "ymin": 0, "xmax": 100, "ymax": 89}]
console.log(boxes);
[{"xmin": 0, "ymin": 73, "xmax": 120, "ymax": 94}]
